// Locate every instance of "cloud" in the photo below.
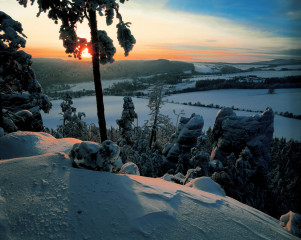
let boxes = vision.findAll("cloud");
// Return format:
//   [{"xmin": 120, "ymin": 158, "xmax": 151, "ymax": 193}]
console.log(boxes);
[{"xmin": 286, "ymin": 10, "xmax": 301, "ymax": 19}]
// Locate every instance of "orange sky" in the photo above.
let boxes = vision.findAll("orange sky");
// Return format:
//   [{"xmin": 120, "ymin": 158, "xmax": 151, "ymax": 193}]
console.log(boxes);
[{"xmin": 2, "ymin": 1, "xmax": 300, "ymax": 63}]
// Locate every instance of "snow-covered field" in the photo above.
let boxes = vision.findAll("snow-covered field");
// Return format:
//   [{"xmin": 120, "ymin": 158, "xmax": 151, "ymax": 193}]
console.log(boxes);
[
  {"xmin": 164, "ymin": 88, "xmax": 301, "ymax": 115},
  {"xmin": 0, "ymin": 132, "xmax": 297, "ymax": 240},
  {"xmin": 189, "ymin": 70, "xmax": 301, "ymax": 81},
  {"xmin": 193, "ymin": 63, "xmax": 270, "ymax": 73},
  {"xmin": 55, "ymin": 78, "xmax": 131, "ymax": 92},
  {"xmin": 193, "ymin": 63, "xmax": 221, "ymax": 73},
  {"xmin": 193, "ymin": 62, "xmax": 301, "ymax": 74},
  {"xmin": 42, "ymin": 95, "xmax": 301, "ymax": 141}
]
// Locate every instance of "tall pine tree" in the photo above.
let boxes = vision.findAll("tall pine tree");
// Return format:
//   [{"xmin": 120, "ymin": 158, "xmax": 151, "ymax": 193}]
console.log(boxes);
[{"xmin": 18, "ymin": 0, "xmax": 136, "ymax": 142}]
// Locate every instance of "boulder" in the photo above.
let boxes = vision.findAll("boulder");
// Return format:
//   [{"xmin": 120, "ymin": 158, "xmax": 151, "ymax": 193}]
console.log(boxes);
[{"xmin": 119, "ymin": 162, "xmax": 140, "ymax": 176}]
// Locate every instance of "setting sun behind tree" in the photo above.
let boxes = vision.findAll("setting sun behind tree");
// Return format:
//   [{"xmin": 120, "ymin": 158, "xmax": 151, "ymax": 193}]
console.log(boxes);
[{"xmin": 81, "ymin": 48, "xmax": 91, "ymax": 59}]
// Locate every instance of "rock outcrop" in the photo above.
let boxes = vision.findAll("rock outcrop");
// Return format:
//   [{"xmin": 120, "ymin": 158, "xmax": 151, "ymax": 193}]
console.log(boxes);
[
  {"xmin": 163, "ymin": 113, "xmax": 204, "ymax": 172},
  {"xmin": 211, "ymin": 107, "xmax": 274, "ymax": 175},
  {"xmin": 209, "ymin": 108, "xmax": 274, "ymax": 213}
]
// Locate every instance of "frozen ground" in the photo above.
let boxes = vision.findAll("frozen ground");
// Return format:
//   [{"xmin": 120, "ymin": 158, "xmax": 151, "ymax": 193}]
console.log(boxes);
[
  {"xmin": 193, "ymin": 63, "xmax": 221, "ymax": 73},
  {"xmin": 55, "ymin": 78, "xmax": 131, "ymax": 92},
  {"xmin": 0, "ymin": 132, "xmax": 297, "ymax": 240},
  {"xmin": 189, "ymin": 70, "xmax": 301, "ymax": 80},
  {"xmin": 193, "ymin": 62, "xmax": 301, "ymax": 73},
  {"xmin": 164, "ymin": 88, "xmax": 301, "ymax": 115},
  {"xmin": 42, "ymin": 95, "xmax": 301, "ymax": 141}
]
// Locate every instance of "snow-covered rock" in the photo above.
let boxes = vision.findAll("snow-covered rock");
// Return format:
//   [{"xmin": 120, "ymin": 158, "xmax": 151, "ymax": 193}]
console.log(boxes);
[
  {"xmin": 0, "ymin": 131, "xmax": 298, "ymax": 239},
  {"xmin": 186, "ymin": 177, "xmax": 226, "ymax": 197},
  {"xmin": 69, "ymin": 141, "xmax": 101, "ymax": 169},
  {"xmin": 69, "ymin": 140, "xmax": 122, "ymax": 172},
  {"xmin": 0, "ymin": 131, "xmax": 81, "ymax": 159},
  {"xmin": 280, "ymin": 211, "xmax": 301, "ymax": 237},
  {"xmin": 119, "ymin": 162, "xmax": 140, "ymax": 175}
]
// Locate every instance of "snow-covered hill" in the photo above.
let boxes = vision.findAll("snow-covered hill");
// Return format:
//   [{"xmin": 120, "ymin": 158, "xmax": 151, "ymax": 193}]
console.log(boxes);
[{"xmin": 0, "ymin": 132, "xmax": 298, "ymax": 239}]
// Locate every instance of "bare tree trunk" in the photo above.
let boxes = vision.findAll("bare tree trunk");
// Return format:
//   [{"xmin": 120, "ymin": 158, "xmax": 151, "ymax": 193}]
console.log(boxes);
[{"xmin": 89, "ymin": 9, "xmax": 107, "ymax": 142}]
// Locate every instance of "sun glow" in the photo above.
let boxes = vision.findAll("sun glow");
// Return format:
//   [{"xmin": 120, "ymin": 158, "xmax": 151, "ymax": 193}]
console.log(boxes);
[{"xmin": 81, "ymin": 48, "xmax": 91, "ymax": 58}]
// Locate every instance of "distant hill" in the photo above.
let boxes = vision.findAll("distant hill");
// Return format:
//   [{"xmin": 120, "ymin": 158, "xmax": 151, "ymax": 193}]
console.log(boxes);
[
  {"xmin": 250, "ymin": 59, "xmax": 301, "ymax": 65},
  {"xmin": 32, "ymin": 58, "xmax": 194, "ymax": 87}
]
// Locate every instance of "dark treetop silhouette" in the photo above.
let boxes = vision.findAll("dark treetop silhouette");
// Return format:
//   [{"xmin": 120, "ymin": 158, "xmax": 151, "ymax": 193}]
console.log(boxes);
[{"xmin": 18, "ymin": 0, "xmax": 136, "ymax": 142}]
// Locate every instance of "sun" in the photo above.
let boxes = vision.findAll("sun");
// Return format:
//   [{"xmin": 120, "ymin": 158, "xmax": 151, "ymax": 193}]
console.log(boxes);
[{"xmin": 81, "ymin": 48, "xmax": 91, "ymax": 58}]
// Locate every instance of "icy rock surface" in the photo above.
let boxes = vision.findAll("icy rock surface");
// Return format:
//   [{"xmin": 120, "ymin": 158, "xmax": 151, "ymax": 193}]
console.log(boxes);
[
  {"xmin": 186, "ymin": 177, "xmax": 226, "ymax": 197},
  {"xmin": 280, "ymin": 211, "xmax": 301, "ymax": 237},
  {"xmin": 119, "ymin": 162, "xmax": 140, "ymax": 175},
  {"xmin": 163, "ymin": 113, "xmax": 204, "ymax": 164}
]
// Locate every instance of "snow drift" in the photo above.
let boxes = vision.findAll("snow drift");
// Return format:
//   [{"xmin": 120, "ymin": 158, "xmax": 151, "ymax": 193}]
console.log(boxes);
[{"xmin": 0, "ymin": 132, "xmax": 298, "ymax": 239}]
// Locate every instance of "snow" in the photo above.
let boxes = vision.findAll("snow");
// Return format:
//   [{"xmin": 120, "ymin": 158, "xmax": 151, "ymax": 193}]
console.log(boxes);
[
  {"xmin": 192, "ymin": 63, "xmax": 270, "ymax": 73},
  {"xmin": 42, "ymin": 95, "xmax": 301, "ymax": 141},
  {"xmin": 69, "ymin": 140, "xmax": 122, "ymax": 172},
  {"xmin": 119, "ymin": 162, "xmax": 140, "ymax": 175},
  {"xmin": 193, "ymin": 63, "xmax": 220, "ymax": 73},
  {"xmin": 0, "ymin": 131, "xmax": 81, "ymax": 160},
  {"xmin": 164, "ymin": 88, "xmax": 301, "ymax": 115},
  {"xmin": 55, "ymin": 79, "xmax": 131, "ymax": 92},
  {"xmin": 0, "ymin": 132, "xmax": 298, "ymax": 239},
  {"xmin": 189, "ymin": 70, "xmax": 301, "ymax": 80},
  {"xmin": 185, "ymin": 177, "xmax": 226, "ymax": 197},
  {"xmin": 232, "ymin": 64, "xmax": 269, "ymax": 70}
]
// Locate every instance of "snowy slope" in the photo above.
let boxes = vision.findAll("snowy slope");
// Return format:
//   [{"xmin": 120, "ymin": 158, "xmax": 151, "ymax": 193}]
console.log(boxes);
[
  {"xmin": 0, "ymin": 132, "xmax": 297, "ymax": 240},
  {"xmin": 0, "ymin": 131, "xmax": 81, "ymax": 160}
]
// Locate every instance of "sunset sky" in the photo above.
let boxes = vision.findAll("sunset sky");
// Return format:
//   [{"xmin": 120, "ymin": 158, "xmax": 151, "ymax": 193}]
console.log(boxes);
[{"xmin": 2, "ymin": 0, "xmax": 301, "ymax": 63}]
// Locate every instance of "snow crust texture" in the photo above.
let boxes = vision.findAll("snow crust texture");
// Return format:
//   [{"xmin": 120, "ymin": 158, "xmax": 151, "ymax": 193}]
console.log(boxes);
[{"xmin": 0, "ymin": 131, "xmax": 298, "ymax": 239}]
